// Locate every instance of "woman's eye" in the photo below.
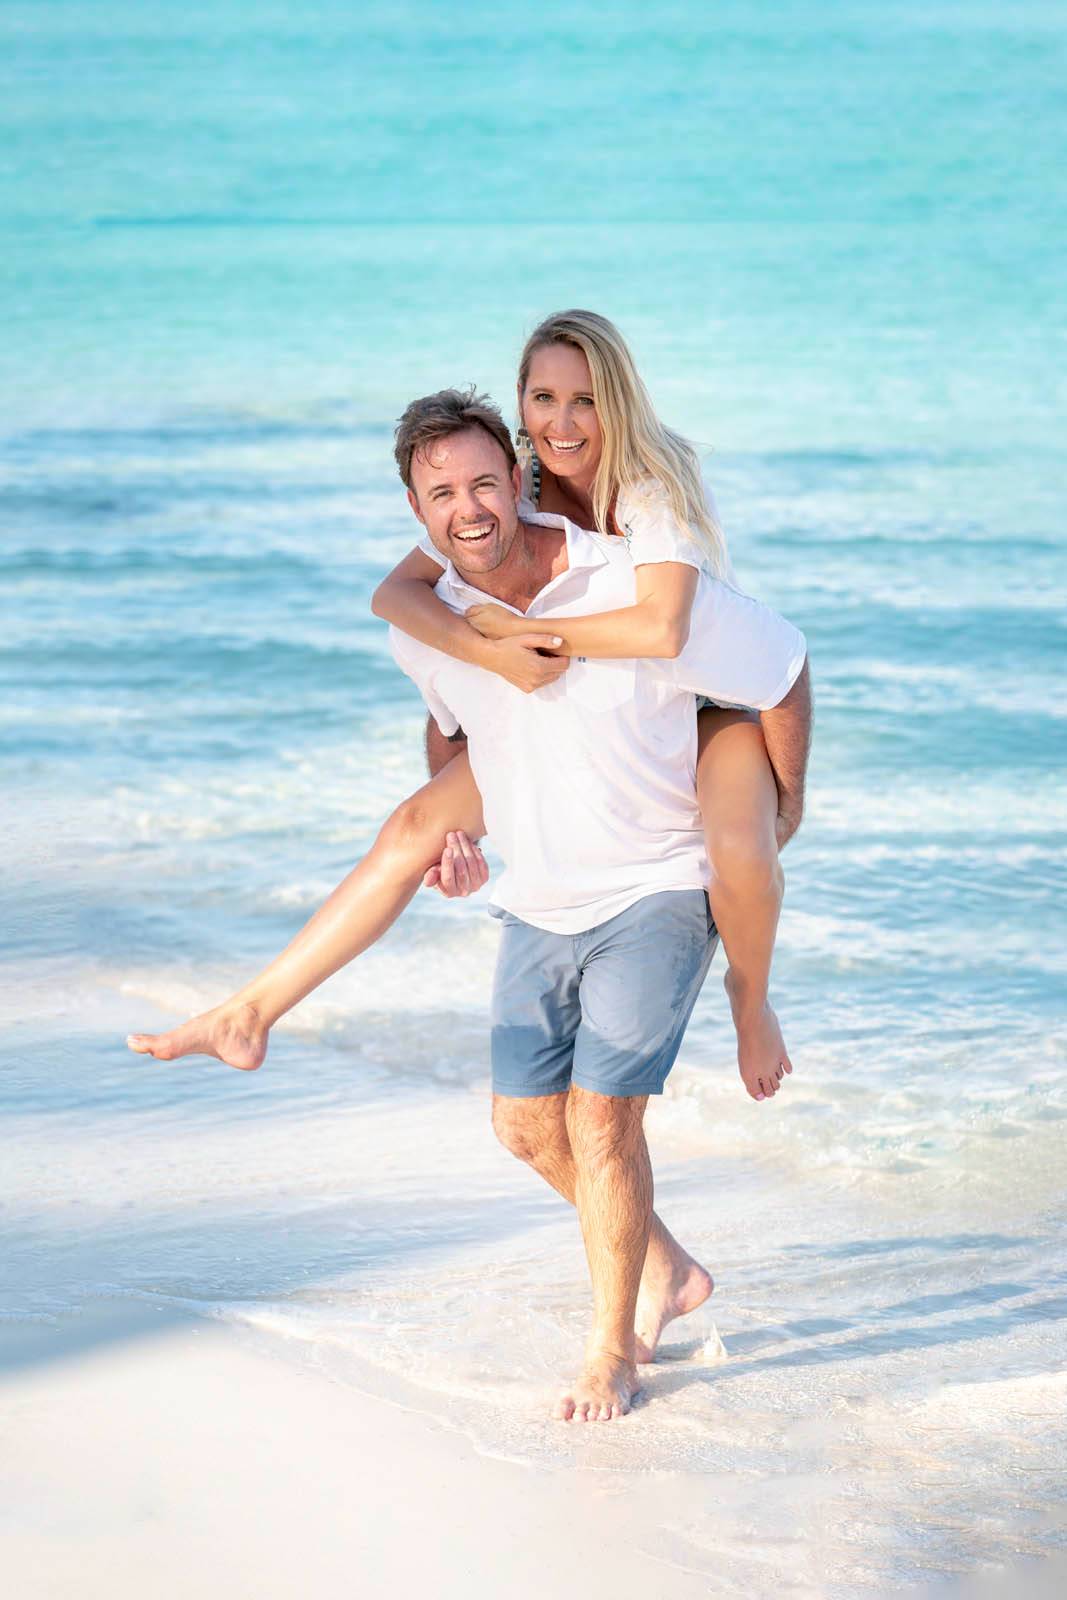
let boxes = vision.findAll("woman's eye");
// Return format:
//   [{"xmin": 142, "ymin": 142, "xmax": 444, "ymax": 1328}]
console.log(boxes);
[
  {"xmin": 532, "ymin": 392, "xmax": 552, "ymax": 403},
  {"xmin": 576, "ymin": 396, "xmax": 594, "ymax": 406}
]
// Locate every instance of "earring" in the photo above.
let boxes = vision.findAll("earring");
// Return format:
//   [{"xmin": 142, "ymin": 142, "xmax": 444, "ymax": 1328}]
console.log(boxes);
[{"xmin": 515, "ymin": 423, "xmax": 541, "ymax": 505}]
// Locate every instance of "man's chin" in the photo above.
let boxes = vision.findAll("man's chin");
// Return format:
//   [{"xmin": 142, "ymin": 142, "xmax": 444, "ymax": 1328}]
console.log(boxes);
[{"xmin": 450, "ymin": 537, "xmax": 507, "ymax": 575}]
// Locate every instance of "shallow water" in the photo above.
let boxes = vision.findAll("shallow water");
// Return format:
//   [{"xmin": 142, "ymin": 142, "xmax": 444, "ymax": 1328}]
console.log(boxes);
[{"xmin": 3, "ymin": 3, "xmax": 1066, "ymax": 1594}]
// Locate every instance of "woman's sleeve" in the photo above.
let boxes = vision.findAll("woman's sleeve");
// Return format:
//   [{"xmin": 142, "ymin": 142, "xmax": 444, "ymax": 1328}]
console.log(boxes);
[{"xmin": 620, "ymin": 484, "xmax": 707, "ymax": 571}]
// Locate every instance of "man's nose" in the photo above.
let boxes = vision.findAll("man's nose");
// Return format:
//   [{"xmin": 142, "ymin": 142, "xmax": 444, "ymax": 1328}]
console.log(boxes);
[{"xmin": 457, "ymin": 489, "xmax": 484, "ymax": 521}]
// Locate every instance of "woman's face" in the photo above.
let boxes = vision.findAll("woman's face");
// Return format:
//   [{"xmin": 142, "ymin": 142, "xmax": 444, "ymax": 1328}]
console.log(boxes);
[{"xmin": 520, "ymin": 343, "xmax": 603, "ymax": 482}]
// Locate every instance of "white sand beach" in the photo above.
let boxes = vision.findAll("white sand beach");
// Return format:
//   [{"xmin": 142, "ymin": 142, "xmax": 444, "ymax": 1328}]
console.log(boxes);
[
  {"xmin": 1, "ymin": 1300, "xmax": 720, "ymax": 1600},
  {"xmin": 4, "ymin": 1292, "xmax": 1067, "ymax": 1600}
]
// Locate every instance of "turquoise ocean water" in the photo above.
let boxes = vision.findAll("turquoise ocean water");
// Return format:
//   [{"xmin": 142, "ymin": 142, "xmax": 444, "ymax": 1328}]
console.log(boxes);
[{"xmin": 3, "ymin": 4, "xmax": 1066, "ymax": 1593}]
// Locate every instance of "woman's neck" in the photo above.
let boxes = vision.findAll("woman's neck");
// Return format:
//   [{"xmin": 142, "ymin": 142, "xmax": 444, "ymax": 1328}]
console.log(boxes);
[{"xmin": 536, "ymin": 463, "xmax": 597, "ymax": 532}]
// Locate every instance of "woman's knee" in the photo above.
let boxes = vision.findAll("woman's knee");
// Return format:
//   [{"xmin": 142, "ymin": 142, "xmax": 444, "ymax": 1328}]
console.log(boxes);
[
  {"xmin": 707, "ymin": 822, "xmax": 784, "ymax": 903},
  {"xmin": 373, "ymin": 789, "xmax": 444, "ymax": 869}
]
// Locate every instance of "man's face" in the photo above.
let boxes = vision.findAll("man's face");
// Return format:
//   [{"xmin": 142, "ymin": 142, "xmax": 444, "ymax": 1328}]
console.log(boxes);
[{"xmin": 408, "ymin": 427, "xmax": 523, "ymax": 577}]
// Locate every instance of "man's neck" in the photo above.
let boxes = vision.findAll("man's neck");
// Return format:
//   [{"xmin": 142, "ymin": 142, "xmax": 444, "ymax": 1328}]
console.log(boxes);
[{"xmin": 456, "ymin": 519, "xmax": 568, "ymax": 614}]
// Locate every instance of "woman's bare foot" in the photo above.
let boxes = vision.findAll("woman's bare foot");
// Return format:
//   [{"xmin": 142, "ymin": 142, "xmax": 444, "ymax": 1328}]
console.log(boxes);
[
  {"xmin": 556, "ymin": 1349, "xmax": 641, "ymax": 1422},
  {"xmin": 126, "ymin": 1001, "xmax": 268, "ymax": 1072},
  {"xmin": 724, "ymin": 968, "xmax": 793, "ymax": 1101},
  {"xmin": 634, "ymin": 1257, "xmax": 714, "ymax": 1363}
]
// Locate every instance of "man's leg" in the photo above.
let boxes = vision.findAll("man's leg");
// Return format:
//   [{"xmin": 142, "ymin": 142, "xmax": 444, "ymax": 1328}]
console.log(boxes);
[
  {"xmin": 559, "ymin": 1086, "xmax": 651, "ymax": 1419},
  {"xmin": 561, "ymin": 889, "xmax": 718, "ymax": 1420},
  {"xmin": 491, "ymin": 1093, "xmax": 712, "ymax": 1362}
]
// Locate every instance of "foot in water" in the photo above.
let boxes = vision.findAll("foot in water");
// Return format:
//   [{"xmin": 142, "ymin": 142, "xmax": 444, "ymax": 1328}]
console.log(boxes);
[
  {"xmin": 556, "ymin": 1348, "xmax": 642, "ymax": 1422},
  {"xmin": 724, "ymin": 968, "xmax": 793, "ymax": 1102},
  {"xmin": 634, "ymin": 1255, "xmax": 714, "ymax": 1364},
  {"xmin": 126, "ymin": 1001, "xmax": 268, "ymax": 1072}
]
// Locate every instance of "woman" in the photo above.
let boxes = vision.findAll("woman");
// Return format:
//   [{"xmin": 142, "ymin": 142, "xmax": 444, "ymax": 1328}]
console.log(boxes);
[{"xmin": 129, "ymin": 311, "xmax": 800, "ymax": 1103}]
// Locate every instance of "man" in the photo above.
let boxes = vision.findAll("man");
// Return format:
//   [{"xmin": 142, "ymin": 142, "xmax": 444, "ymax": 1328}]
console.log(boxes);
[{"xmin": 389, "ymin": 388, "xmax": 811, "ymax": 1422}]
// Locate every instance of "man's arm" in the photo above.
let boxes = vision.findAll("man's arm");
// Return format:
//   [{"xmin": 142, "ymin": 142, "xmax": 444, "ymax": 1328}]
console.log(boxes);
[
  {"xmin": 759, "ymin": 659, "xmax": 813, "ymax": 849},
  {"xmin": 426, "ymin": 715, "xmax": 468, "ymax": 778}
]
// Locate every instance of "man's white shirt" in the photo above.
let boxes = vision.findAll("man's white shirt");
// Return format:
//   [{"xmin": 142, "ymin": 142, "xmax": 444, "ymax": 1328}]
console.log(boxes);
[{"xmin": 390, "ymin": 511, "xmax": 806, "ymax": 935}]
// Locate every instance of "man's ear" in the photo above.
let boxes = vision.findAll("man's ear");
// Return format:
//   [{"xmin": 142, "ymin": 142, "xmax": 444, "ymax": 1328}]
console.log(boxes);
[
  {"xmin": 407, "ymin": 486, "xmax": 426, "ymax": 526},
  {"xmin": 511, "ymin": 460, "xmax": 523, "ymax": 501}
]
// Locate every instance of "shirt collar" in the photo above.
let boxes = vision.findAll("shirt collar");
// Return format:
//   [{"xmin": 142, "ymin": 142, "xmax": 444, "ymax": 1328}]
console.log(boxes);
[{"xmin": 436, "ymin": 506, "xmax": 612, "ymax": 606}]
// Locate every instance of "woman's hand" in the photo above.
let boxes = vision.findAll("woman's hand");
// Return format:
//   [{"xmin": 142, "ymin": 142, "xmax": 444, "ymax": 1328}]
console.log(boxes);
[
  {"xmin": 481, "ymin": 635, "xmax": 568, "ymax": 694},
  {"xmin": 466, "ymin": 602, "xmax": 521, "ymax": 640},
  {"xmin": 422, "ymin": 831, "xmax": 490, "ymax": 898}
]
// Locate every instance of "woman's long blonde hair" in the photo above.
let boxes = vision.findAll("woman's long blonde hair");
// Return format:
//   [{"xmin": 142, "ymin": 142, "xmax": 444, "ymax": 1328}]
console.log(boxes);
[{"xmin": 517, "ymin": 309, "xmax": 726, "ymax": 574}]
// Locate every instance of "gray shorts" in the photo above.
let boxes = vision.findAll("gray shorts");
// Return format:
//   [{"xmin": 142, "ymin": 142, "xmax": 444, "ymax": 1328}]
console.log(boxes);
[{"xmin": 490, "ymin": 889, "xmax": 718, "ymax": 1100}]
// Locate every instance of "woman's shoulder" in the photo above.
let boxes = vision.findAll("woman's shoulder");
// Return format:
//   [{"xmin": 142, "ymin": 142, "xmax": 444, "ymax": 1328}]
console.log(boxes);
[
  {"xmin": 617, "ymin": 472, "xmax": 722, "ymax": 523},
  {"xmin": 616, "ymin": 476, "xmax": 723, "ymax": 573}
]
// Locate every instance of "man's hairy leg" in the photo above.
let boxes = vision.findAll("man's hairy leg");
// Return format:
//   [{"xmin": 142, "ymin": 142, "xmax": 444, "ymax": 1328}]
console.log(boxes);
[
  {"xmin": 492, "ymin": 1092, "xmax": 712, "ymax": 1370},
  {"xmin": 557, "ymin": 1088, "xmax": 651, "ymax": 1420},
  {"xmin": 126, "ymin": 751, "xmax": 485, "ymax": 1068}
]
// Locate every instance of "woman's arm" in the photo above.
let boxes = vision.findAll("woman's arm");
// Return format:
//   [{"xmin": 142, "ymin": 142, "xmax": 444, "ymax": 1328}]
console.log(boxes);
[
  {"xmin": 371, "ymin": 547, "xmax": 569, "ymax": 694},
  {"xmin": 466, "ymin": 562, "xmax": 698, "ymax": 661}
]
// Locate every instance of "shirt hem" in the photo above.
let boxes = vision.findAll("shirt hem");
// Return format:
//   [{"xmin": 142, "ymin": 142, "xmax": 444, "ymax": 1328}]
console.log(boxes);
[
  {"xmin": 488, "ymin": 878, "xmax": 709, "ymax": 936},
  {"xmin": 750, "ymin": 641, "xmax": 807, "ymax": 712}
]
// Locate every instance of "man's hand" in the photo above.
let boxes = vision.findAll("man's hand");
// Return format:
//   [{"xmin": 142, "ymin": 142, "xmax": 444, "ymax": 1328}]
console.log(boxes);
[
  {"xmin": 482, "ymin": 635, "xmax": 569, "ymax": 694},
  {"xmin": 422, "ymin": 831, "xmax": 490, "ymax": 898},
  {"xmin": 760, "ymin": 661, "xmax": 812, "ymax": 850},
  {"xmin": 775, "ymin": 803, "xmax": 804, "ymax": 850}
]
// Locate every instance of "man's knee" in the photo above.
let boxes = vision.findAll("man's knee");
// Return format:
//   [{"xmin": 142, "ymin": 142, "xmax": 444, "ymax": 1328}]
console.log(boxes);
[
  {"xmin": 492, "ymin": 1095, "xmax": 563, "ymax": 1165},
  {"xmin": 566, "ymin": 1088, "xmax": 644, "ymax": 1175}
]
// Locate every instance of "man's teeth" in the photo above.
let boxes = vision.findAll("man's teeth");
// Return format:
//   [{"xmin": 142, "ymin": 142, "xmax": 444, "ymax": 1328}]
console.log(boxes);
[
  {"xmin": 549, "ymin": 439, "xmax": 584, "ymax": 452},
  {"xmin": 455, "ymin": 523, "xmax": 493, "ymax": 541}
]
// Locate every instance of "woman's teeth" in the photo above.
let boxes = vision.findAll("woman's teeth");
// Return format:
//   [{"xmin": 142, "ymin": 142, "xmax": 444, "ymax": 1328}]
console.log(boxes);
[{"xmin": 548, "ymin": 439, "xmax": 584, "ymax": 453}]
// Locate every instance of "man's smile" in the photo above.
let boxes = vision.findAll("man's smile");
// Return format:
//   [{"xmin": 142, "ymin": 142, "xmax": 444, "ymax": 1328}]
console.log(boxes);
[{"xmin": 452, "ymin": 518, "xmax": 496, "ymax": 545}]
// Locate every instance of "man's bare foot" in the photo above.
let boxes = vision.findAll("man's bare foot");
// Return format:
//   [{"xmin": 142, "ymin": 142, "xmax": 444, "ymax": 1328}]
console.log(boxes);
[
  {"xmin": 634, "ymin": 1257, "xmax": 714, "ymax": 1363},
  {"xmin": 125, "ymin": 1000, "xmax": 268, "ymax": 1072},
  {"xmin": 556, "ymin": 1349, "xmax": 641, "ymax": 1422},
  {"xmin": 724, "ymin": 968, "xmax": 793, "ymax": 1101}
]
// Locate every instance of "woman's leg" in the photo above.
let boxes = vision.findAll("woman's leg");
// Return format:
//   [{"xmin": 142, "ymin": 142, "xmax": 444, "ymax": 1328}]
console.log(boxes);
[
  {"xmin": 126, "ymin": 752, "xmax": 485, "ymax": 1069},
  {"xmin": 696, "ymin": 708, "xmax": 792, "ymax": 1101}
]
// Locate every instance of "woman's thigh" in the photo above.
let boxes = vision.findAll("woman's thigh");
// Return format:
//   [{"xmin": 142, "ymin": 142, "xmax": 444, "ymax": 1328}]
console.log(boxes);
[{"xmin": 695, "ymin": 707, "xmax": 778, "ymax": 856}]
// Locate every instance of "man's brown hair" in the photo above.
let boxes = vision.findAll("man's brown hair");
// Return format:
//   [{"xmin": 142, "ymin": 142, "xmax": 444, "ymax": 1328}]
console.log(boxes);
[{"xmin": 394, "ymin": 386, "xmax": 517, "ymax": 490}]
